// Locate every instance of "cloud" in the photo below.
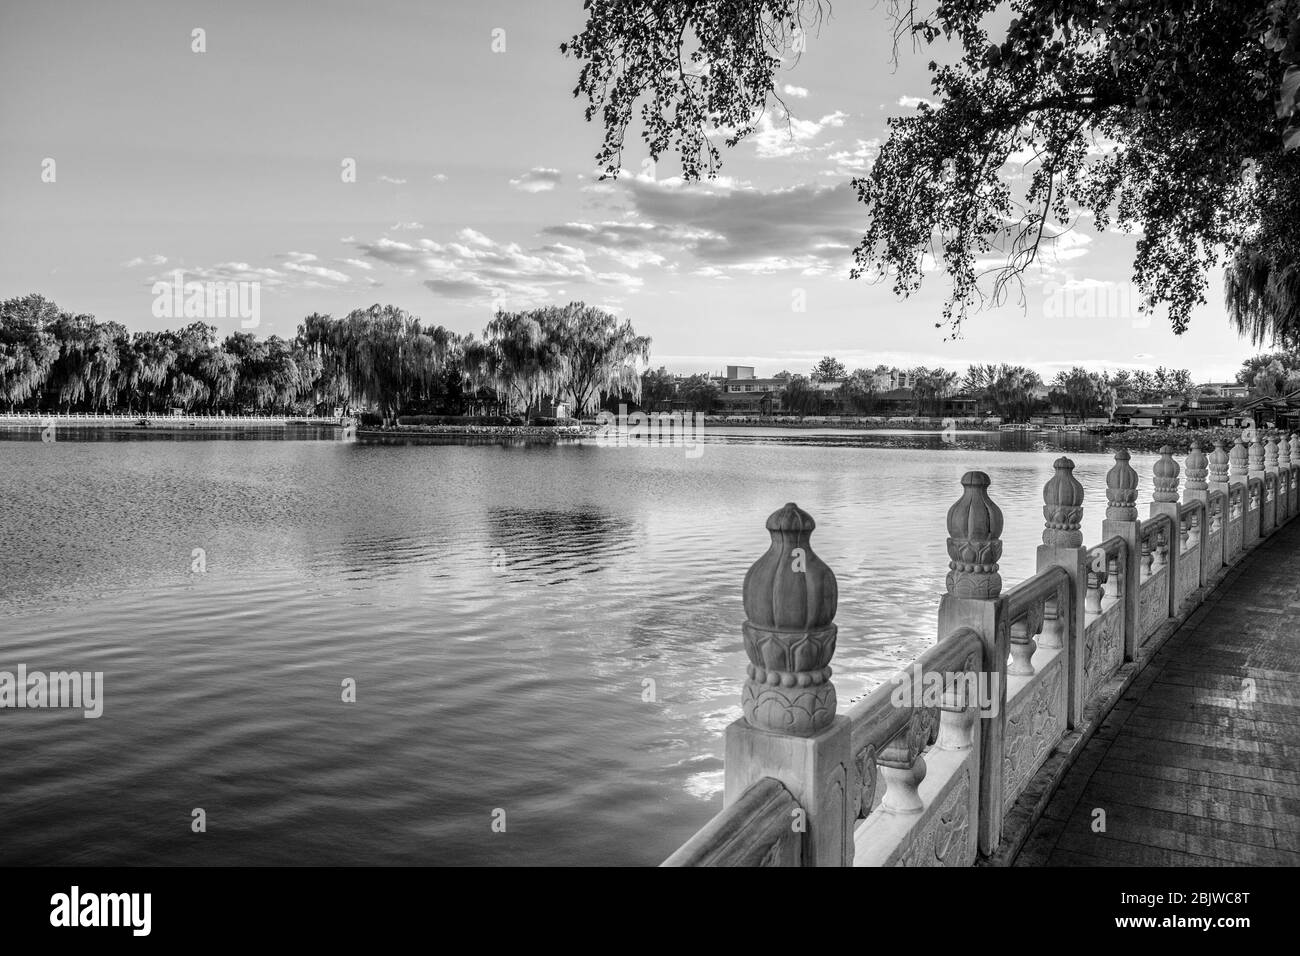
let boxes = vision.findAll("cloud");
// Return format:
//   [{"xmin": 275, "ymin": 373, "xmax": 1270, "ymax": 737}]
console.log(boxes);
[
  {"xmin": 124, "ymin": 254, "xmax": 168, "ymax": 268},
  {"xmin": 390, "ymin": 221, "xmax": 424, "ymax": 231},
  {"xmin": 281, "ymin": 251, "xmax": 351, "ymax": 283},
  {"xmin": 340, "ymin": 258, "xmax": 373, "ymax": 270},
  {"xmin": 377, "ymin": 175, "xmax": 407, "ymax": 185},
  {"xmin": 547, "ymin": 177, "xmax": 864, "ymax": 276},
  {"xmin": 821, "ymin": 138, "xmax": 880, "ymax": 177},
  {"xmin": 509, "ymin": 168, "xmax": 563, "ymax": 193},
  {"xmin": 782, "ymin": 84, "xmax": 809, "ymax": 98},
  {"xmin": 432, "ymin": 173, "xmax": 449, "ymax": 182},
  {"xmin": 146, "ymin": 261, "xmax": 286, "ymax": 290},
  {"xmin": 353, "ymin": 228, "xmax": 640, "ymax": 305},
  {"xmin": 749, "ymin": 110, "xmax": 848, "ymax": 159},
  {"xmin": 898, "ymin": 95, "xmax": 939, "ymax": 109}
]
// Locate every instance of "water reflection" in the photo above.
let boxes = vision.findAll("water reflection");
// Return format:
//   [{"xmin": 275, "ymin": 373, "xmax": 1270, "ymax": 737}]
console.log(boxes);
[
  {"xmin": 484, "ymin": 506, "xmax": 639, "ymax": 585},
  {"xmin": 0, "ymin": 429, "xmax": 1163, "ymax": 865}
]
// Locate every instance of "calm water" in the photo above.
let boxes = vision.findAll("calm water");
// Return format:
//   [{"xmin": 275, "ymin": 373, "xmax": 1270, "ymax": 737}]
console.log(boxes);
[{"xmin": 0, "ymin": 427, "xmax": 1162, "ymax": 865}]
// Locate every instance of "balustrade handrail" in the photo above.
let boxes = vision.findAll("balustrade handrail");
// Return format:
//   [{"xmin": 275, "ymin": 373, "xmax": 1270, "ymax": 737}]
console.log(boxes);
[
  {"xmin": 660, "ymin": 777, "xmax": 800, "ymax": 867},
  {"xmin": 999, "ymin": 564, "xmax": 1071, "ymax": 626},
  {"xmin": 846, "ymin": 626, "xmax": 984, "ymax": 759},
  {"xmin": 1139, "ymin": 511, "xmax": 1174, "ymax": 542}
]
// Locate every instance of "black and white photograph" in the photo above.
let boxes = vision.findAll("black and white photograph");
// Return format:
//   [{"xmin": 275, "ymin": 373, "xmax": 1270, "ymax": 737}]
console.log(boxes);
[{"xmin": 0, "ymin": 0, "xmax": 1296, "ymax": 924}]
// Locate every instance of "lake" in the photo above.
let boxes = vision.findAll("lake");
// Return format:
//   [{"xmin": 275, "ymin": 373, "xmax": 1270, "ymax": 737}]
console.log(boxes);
[{"xmin": 0, "ymin": 427, "xmax": 1164, "ymax": 865}]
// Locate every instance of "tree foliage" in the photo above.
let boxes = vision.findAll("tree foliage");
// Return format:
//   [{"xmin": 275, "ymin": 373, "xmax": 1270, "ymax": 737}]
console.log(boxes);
[{"xmin": 564, "ymin": 0, "xmax": 1300, "ymax": 339}]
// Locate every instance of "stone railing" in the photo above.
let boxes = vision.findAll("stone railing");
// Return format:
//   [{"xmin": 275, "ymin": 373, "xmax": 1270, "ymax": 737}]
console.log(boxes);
[
  {"xmin": 0, "ymin": 412, "xmax": 340, "ymax": 425},
  {"xmin": 662, "ymin": 432, "xmax": 1300, "ymax": 867}
]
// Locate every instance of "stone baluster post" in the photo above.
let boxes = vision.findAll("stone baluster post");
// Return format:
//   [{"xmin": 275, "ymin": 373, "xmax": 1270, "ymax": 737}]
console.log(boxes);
[
  {"xmin": 1265, "ymin": 434, "xmax": 1279, "ymax": 473},
  {"xmin": 725, "ymin": 502, "xmax": 853, "ymax": 866},
  {"xmin": 1101, "ymin": 449, "xmax": 1142, "ymax": 661},
  {"xmin": 1149, "ymin": 446, "xmax": 1181, "ymax": 619},
  {"xmin": 936, "ymin": 471, "xmax": 1005, "ymax": 855},
  {"xmin": 1151, "ymin": 531, "xmax": 1168, "ymax": 572},
  {"xmin": 1105, "ymin": 555, "xmax": 1121, "ymax": 611},
  {"xmin": 1037, "ymin": 457, "xmax": 1086, "ymax": 724}
]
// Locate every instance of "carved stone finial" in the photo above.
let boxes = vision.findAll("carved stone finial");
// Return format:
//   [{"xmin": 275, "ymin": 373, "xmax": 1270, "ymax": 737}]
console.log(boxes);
[
  {"xmin": 1105, "ymin": 449, "xmax": 1139, "ymax": 521},
  {"xmin": 1208, "ymin": 440, "xmax": 1230, "ymax": 485},
  {"xmin": 741, "ymin": 502, "xmax": 839, "ymax": 736},
  {"xmin": 1229, "ymin": 439, "xmax": 1248, "ymax": 480},
  {"xmin": 945, "ymin": 471, "xmax": 1004, "ymax": 599},
  {"xmin": 1152, "ymin": 446, "xmax": 1180, "ymax": 503},
  {"xmin": 1185, "ymin": 441, "xmax": 1208, "ymax": 492},
  {"xmin": 1265, "ymin": 435, "xmax": 1279, "ymax": 472},
  {"xmin": 1042, "ymin": 456, "xmax": 1084, "ymax": 547},
  {"xmin": 1248, "ymin": 437, "xmax": 1265, "ymax": 475},
  {"xmin": 1280, "ymin": 435, "xmax": 1293, "ymax": 470}
]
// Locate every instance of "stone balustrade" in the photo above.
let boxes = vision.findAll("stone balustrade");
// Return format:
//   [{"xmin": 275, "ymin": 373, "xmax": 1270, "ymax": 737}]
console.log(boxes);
[{"xmin": 663, "ymin": 434, "xmax": 1300, "ymax": 867}]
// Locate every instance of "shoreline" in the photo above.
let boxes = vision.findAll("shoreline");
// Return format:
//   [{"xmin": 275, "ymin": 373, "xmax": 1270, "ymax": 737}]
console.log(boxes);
[{"xmin": 357, "ymin": 424, "xmax": 597, "ymax": 443}]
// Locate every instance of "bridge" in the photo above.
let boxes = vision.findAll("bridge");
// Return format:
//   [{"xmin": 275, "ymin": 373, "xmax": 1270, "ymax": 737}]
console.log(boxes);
[{"xmin": 663, "ymin": 433, "xmax": 1300, "ymax": 867}]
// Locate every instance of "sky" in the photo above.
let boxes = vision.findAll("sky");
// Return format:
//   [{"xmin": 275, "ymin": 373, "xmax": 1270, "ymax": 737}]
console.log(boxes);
[{"xmin": 0, "ymin": 0, "xmax": 1267, "ymax": 383}]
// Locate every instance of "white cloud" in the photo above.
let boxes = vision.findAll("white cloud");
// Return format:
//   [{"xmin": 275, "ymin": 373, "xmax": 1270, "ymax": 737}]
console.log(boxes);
[
  {"xmin": 281, "ymin": 251, "xmax": 351, "ymax": 283},
  {"xmin": 124, "ymin": 254, "xmax": 168, "ymax": 268},
  {"xmin": 782, "ymin": 84, "xmax": 809, "ymax": 98},
  {"xmin": 390, "ymin": 221, "xmax": 424, "ymax": 231},
  {"xmin": 377, "ymin": 175, "xmax": 407, "ymax": 185},
  {"xmin": 822, "ymin": 138, "xmax": 880, "ymax": 177},
  {"xmin": 432, "ymin": 173, "xmax": 449, "ymax": 182},
  {"xmin": 750, "ymin": 110, "xmax": 848, "ymax": 159},
  {"xmin": 340, "ymin": 258, "xmax": 373, "ymax": 270},
  {"xmin": 546, "ymin": 177, "xmax": 863, "ymax": 277},
  {"xmin": 898, "ymin": 95, "xmax": 939, "ymax": 109},
  {"xmin": 510, "ymin": 168, "xmax": 563, "ymax": 193},
  {"xmin": 354, "ymin": 228, "xmax": 641, "ymax": 304}
]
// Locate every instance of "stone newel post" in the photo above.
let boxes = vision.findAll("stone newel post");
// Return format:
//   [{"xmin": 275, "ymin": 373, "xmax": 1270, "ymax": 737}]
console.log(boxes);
[
  {"xmin": 1230, "ymin": 438, "xmax": 1248, "ymax": 485},
  {"xmin": 1102, "ymin": 449, "xmax": 1141, "ymax": 661},
  {"xmin": 1184, "ymin": 441, "xmax": 1210, "ymax": 586},
  {"xmin": 937, "ymin": 471, "xmax": 1005, "ymax": 854},
  {"xmin": 1281, "ymin": 436, "xmax": 1294, "ymax": 521},
  {"xmin": 1248, "ymin": 436, "xmax": 1265, "ymax": 477},
  {"xmin": 1150, "ymin": 446, "xmax": 1181, "ymax": 618},
  {"xmin": 724, "ymin": 502, "xmax": 853, "ymax": 866},
  {"xmin": 1208, "ymin": 441, "xmax": 1230, "ymax": 497},
  {"xmin": 1037, "ymin": 457, "xmax": 1088, "ymax": 725}
]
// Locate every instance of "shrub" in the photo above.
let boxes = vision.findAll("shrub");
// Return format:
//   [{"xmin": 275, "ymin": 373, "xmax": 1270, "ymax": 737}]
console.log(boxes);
[{"xmin": 396, "ymin": 414, "xmax": 514, "ymax": 426}]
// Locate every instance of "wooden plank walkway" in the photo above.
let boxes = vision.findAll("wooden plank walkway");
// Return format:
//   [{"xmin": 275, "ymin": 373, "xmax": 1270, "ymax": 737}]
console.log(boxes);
[{"xmin": 1015, "ymin": 514, "xmax": 1300, "ymax": 867}]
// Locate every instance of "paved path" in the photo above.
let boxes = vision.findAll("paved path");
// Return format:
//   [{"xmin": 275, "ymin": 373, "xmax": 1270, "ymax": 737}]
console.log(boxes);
[{"xmin": 1015, "ymin": 516, "xmax": 1300, "ymax": 866}]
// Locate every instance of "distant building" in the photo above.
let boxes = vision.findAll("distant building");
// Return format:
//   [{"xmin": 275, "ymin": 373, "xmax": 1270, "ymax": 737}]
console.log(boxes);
[
  {"xmin": 725, "ymin": 365, "xmax": 756, "ymax": 381},
  {"xmin": 1195, "ymin": 382, "xmax": 1252, "ymax": 399}
]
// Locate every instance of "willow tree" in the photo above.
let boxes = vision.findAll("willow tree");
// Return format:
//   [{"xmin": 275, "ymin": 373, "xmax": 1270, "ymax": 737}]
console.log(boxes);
[
  {"xmin": 545, "ymin": 302, "xmax": 651, "ymax": 415},
  {"xmin": 0, "ymin": 294, "xmax": 59, "ymax": 410},
  {"xmin": 473, "ymin": 309, "xmax": 565, "ymax": 419},
  {"xmin": 563, "ymin": 0, "xmax": 1300, "ymax": 336}
]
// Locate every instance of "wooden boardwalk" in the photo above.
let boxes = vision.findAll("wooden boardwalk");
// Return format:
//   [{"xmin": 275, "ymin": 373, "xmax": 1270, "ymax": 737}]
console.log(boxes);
[{"xmin": 1015, "ymin": 515, "xmax": 1300, "ymax": 867}]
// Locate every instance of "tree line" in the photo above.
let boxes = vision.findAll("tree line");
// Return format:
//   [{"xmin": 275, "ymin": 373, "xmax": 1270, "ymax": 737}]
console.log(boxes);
[
  {"xmin": 0, "ymin": 294, "xmax": 650, "ymax": 421},
  {"xmin": 639, "ymin": 355, "xmax": 1296, "ymax": 421}
]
